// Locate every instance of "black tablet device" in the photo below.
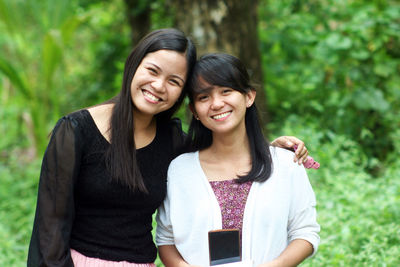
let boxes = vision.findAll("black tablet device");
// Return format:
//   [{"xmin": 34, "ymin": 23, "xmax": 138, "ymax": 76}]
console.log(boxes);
[{"xmin": 208, "ymin": 229, "xmax": 241, "ymax": 266}]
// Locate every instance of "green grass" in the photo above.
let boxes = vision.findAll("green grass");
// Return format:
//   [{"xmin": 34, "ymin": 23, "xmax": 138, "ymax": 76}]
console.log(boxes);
[{"xmin": 0, "ymin": 155, "xmax": 39, "ymax": 266}]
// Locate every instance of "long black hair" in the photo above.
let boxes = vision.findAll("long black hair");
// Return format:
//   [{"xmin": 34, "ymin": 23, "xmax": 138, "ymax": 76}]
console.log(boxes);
[
  {"xmin": 186, "ymin": 53, "xmax": 272, "ymax": 183},
  {"xmin": 106, "ymin": 28, "xmax": 197, "ymax": 192}
]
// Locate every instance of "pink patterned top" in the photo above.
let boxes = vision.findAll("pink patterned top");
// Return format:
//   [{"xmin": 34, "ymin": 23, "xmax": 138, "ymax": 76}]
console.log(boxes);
[{"xmin": 209, "ymin": 179, "xmax": 253, "ymax": 241}]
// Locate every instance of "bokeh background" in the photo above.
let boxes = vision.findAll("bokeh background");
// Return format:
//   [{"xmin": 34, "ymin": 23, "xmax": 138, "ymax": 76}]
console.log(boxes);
[{"xmin": 1, "ymin": 0, "xmax": 399, "ymax": 266}]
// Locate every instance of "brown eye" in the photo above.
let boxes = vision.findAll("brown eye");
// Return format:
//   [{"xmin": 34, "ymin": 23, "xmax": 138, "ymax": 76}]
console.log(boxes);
[
  {"xmin": 148, "ymin": 68, "xmax": 157, "ymax": 74},
  {"xmin": 170, "ymin": 79, "xmax": 181, "ymax": 87},
  {"xmin": 197, "ymin": 95, "xmax": 208, "ymax": 101}
]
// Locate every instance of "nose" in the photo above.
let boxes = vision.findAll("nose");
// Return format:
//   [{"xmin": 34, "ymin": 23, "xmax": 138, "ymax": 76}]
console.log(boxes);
[
  {"xmin": 151, "ymin": 78, "xmax": 166, "ymax": 93},
  {"xmin": 210, "ymin": 95, "xmax": 224, "ymax": 110}
]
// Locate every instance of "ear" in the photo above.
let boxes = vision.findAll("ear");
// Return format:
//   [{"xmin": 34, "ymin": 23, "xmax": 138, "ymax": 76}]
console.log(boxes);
[
  {"xmin": 189, "ymin": 104, "xmax": 199, "ymax": 120},
  {"xmin": 245, "ymin": 89, "xmax": 256, "ymax": 108}
]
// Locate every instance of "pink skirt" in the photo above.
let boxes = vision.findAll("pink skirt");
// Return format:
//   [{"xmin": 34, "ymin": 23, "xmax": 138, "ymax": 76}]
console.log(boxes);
[{"xmin": 71, "ymin": 249, "xmax": 156, "ymax": 267}]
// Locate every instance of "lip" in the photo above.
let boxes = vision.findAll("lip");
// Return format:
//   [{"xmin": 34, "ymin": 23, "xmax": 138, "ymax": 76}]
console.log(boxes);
[
  {"xmin": 142, "ymin": 89, "xmax": 163, "ymax": 104},
  {"xmin": 210, "ymin": 111, "xmax": 232, "ymax": 121}
]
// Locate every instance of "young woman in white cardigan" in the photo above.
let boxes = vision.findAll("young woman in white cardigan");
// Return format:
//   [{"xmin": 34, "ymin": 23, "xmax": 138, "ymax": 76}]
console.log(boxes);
[{"xmin": 156, "ymin": 53, "xmax": 320, "ymax": 267}]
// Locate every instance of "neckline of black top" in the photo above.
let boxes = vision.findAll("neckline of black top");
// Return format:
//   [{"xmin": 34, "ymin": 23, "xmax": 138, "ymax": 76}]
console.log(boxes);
[{"xmin": 80, "ymin": 109, "xmax": 159, "ymax": 152}]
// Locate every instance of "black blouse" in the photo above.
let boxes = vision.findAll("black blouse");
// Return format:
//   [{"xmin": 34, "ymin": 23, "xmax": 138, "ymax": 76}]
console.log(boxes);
[{"xmin": 27, "ymin": 110, "xmax": 185, "ymax": 266}]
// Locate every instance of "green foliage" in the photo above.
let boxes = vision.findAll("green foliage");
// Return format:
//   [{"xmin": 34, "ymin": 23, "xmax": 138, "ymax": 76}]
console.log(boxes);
[
  {"xmin": 150, "ymin": 0, "xmax": 174, "ymax": 29},
  {"xmin": 0, "ymin": 0, "xmax": 83, "ymax": 154},
  {"xmin": 0, "ymin": 0, "xmax": 131, "ymax": 155},
  {"xmin": 1, "ymin": 0, "xmax": 400, "ymax": 266},
  {"xmin": 259, "ymin": 0, "xmax": 400, "ymax": 175},
  {"xmin": 0, "ymin": 157, "xmax": 40, "ymax": 266},
  {"xmin": 66, "ymin": 0, "xmax": 131, "ymax": 109},
  {"xmin": 272, "ymin": 115, "xmax": 400, "ymax": 267},
  {"xmin": 0, "ymin": 103, "xmax": 29, "ymax": 151}
]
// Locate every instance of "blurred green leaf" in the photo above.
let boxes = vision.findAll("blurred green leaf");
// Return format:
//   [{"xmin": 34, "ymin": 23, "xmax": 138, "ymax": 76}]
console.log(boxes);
[
  {"xmin": 0, "ymin": 0, "xmax": 17, "ymax": 35},
  {"xmin": 373, "ymin": 63, "xmax": 395, "ymax": 77},
  {"xmin": 353, "ymin": 87, "xmax": 390, "ymax": 112},
  {"xmin": 326, "ymin": 33, "xmax": 352, "ymax": 50},
  {"xmin": 350, "ymin": 49, "xmax": 370, "ymax": 60},
  {"xmin": 0, "ymin": 55, "xmax": 30, "ymax": 98},
  {"xmin": 60, "ymin": 15, "xmax": 84, "ymax": 44},
  {"xmin": 42, "ymin": 31, "xmax": 63, "ymax": 87}
]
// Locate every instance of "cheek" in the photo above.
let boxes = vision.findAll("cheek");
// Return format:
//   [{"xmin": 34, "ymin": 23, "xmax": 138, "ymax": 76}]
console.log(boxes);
[
  {"xmin": 130, "ymin": 67, "xmax": 147, "ymax": 87},
  {"xmin": 169, "ymin": 87, "xmax": 184, "ymax": 102},
  {"xmin": 194, "ymin": 103, "xmax": 206, "ymax": 117},
  {"xmin": 130, "ymin": 75, "xmax": 139, "ymax": 92}
]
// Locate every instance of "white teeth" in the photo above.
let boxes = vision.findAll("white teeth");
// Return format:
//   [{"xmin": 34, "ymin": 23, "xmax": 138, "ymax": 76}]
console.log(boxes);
[
  {"xmin": 212, "ymin": 112, "xmax": 231, "ymax": 120},
  {"xmin": 143, "ymin": 90, "xmax": 161, "ymax": 102}
]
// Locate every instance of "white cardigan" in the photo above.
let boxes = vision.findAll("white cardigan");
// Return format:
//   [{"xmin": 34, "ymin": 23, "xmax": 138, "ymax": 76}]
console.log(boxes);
[{"xmin": 156, "ymin": 147, "xmax": 320, "ymax": 266}]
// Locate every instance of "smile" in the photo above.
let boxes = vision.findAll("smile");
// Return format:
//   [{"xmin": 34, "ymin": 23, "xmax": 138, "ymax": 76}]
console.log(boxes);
[
  {"xmin": 142, "ymin": 90, "xmax": 163, "ymax": 103},
  {"xmin": 211, "ymin": 111, "xmax": 232, "ymax": 121}
]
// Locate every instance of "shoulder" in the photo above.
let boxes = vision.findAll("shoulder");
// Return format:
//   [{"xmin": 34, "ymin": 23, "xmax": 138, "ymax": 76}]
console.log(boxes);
[
  {"xmin": 167, "ymin": 152, "xmax": 201, "ymax": 187},
  {"xmin": 168, "ymin": 117, "xmax": 183, "ymax": 130},
  {"xmin": 157, "ymin": 117, "xmax": 182, "ymax": 135},
  {"xmin": 46, "ymin": 110, "xmax": 91, "ymax": 150},
  {"xmin": 169, "ymin": 152, "xmax": 197, "ymax": 168},
  {"xmin": 269, "ymin": 147, "xmax": 313, "ymax": 192},
  {"xmin": 87, "ymin": 104, "xmax": 113, "ymax": 125},
  {"xmin": 52, "ymin": 109, "xmax": 89, "ymax": 133},
  {"xmin": 87, "ymin": 104, "xmax": 113, "ymax": 141},
  {"xmin": 163, "ymin": 118, "xmax": 187, "ymax": 155},
  {"xmin": 51, "ymin": 106, "xmax": 105, "ymax": 139},
  {"xmin": 269, "ymin": 146, "xmax": 306, "ymax": 176},
  {"xmin": 269, "ymin": 146, "xmax": 295, "ymax": 164},
  {"xmin": 164, "ymin": 117, "xmax": 185, "ymax": 138},
  {"xmin": 168, "ymin": 152, "xmax": 198, "ymax": 178},
  {"xmin": 157, "ymin": 117, "xmax": 182, "ymax": 131}
]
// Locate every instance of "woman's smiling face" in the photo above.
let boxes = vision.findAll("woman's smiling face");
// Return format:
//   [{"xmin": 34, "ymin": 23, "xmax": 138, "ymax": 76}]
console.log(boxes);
[
  {"xmin": 130, "ymin": 49, "xmax": 187, "ymax": 118},
  {"xmin": 193, "ymin": 82, "xmax": 255, "ymax": 135}
]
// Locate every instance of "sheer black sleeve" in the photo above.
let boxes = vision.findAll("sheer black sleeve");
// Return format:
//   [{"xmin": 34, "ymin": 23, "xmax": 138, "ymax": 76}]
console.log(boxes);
[{"xmin": 27, "ymin": 116, "xmax": 83, "ymax": 267}]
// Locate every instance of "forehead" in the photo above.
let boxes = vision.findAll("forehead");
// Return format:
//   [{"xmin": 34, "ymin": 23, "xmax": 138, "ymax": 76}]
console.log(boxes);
[
  {"xmin": 142, "ymin": 50, "xmax": 187, "ymax": 74},
  {"xmin": 193, "ymin": 77, "xmax": 213, "ymax": 93},
  {"xmin": 193, "ymin": 76, "xmax": 229, "ymax": 94}
]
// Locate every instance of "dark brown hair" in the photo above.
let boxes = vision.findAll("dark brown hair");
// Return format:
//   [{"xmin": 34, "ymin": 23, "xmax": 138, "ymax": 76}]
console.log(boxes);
[
  {"xmin": 186, "ymin": 53, "xmax": 272, "ymax": 183},
  {"xmin": 107, "ymin": 28, "xmax": 196, "ymax": 192}
]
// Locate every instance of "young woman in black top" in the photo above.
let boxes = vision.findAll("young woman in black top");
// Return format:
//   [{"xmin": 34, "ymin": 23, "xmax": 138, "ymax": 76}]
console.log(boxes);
[{"xmin": 27, "ymin": 28, "xmax": 310, "ymax": 266}]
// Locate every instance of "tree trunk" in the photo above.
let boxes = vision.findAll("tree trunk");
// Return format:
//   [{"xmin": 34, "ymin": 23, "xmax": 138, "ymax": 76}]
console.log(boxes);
[
  {"xmin": 124, "ymin": 0, "xmax": 151, "ymax": 45},
  {"xmin": 170, "ymin": 0, "xmax": 268, "ymax": 127}
]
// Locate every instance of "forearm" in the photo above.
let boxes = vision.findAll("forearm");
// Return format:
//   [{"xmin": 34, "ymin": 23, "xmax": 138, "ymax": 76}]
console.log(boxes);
[
  {"xmin": 159, "ymin": 245, "xmax": 194, "ymax": 267},
  {"xmin": 258, "ymin": 239, "xmax": 313, "ymax": 267}
]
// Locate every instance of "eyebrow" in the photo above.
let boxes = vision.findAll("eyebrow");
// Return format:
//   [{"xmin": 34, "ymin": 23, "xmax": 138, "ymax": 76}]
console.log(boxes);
[
  {"xmin": 146, "ymin": 62, "xmax": 185, "ymax": 84},
  {"xmin": 195, "ymin": 85, "xmax": 215, "ymax": 95}
]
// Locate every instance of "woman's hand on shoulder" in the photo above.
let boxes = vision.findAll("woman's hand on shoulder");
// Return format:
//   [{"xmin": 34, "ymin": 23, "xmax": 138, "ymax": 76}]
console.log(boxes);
[{"xmin": 270, "ymin": 136, "xmax": 308, "ymax": 165}]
